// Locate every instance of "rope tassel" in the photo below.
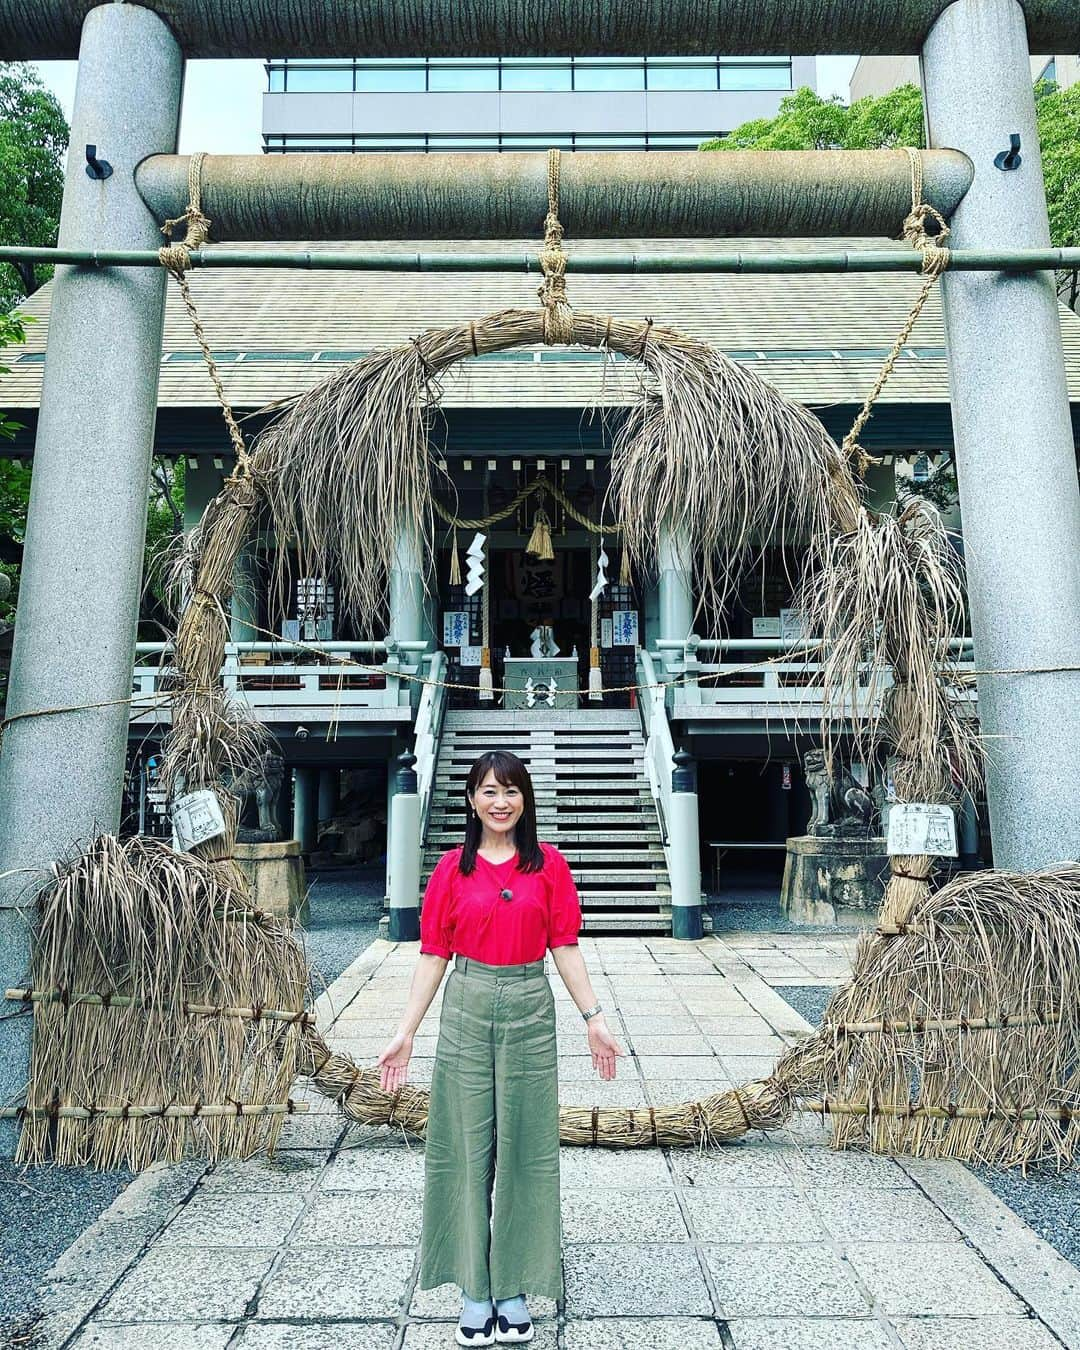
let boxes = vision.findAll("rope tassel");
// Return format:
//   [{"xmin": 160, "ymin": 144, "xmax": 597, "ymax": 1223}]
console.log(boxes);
[
  {"xmin": 525, "ymin": 505, "xmax": 554, "ymax": 561},
  {"xmin": 448, "ymin": 528, "xmax": 462, "ymax": 586}
]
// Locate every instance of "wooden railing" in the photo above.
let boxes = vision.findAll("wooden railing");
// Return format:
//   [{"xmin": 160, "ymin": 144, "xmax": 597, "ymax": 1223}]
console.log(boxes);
[
  {"xmin": 131, "ymin": 639, "xmax": 431, "ymax": 722},
  {"xmin": 654, "ymin": 636, "xmax": 976, "ymax": 718}
]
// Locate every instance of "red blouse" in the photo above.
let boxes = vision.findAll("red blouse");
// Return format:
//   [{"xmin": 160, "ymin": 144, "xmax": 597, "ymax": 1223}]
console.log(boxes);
[{"xmin": 419, "ymin": 841, "xmax": 583, "ymax": 964}]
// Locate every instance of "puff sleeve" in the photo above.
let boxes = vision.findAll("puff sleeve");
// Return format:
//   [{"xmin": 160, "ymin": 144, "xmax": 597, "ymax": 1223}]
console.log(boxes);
[
  {"xmin": 419, "ymin": 849, "xmax": 457, "ymax": 959},
  {"xmin": 546, "ymin": 845, "xmax": 583, "ymax": 950}
]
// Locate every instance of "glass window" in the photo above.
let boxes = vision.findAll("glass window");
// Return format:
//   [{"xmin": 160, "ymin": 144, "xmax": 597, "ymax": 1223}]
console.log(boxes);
[
  {"xmin": 428, "ymin": 63, "xmax": 499, "ymax": 91},
  {"xmin": 573, "ymin": 62, "xmax": 645, "ymax": 91},
  {"xmin": 267, "ymin": 66, "xmax": 286, "ymax": 92},
  {"xmin": 646, "ymin": 62, "xmax": 717, "ymax": 91},
  {"xmin": 648, "ymin": 133, "xmax": 713, "ymax": 148},
  {"xmin": 502, "ymin": 134, "xmax": 574, "ymax": 149},
  {"xmin": 355, "ymin": 64, "xmax": 426, "ymax": 92},
  {"xmin": 501, "ymin": 63, "xmax": 573, "ymax": 91},
  {"xmin": 574, "ymin": 134, "xmax": 647, "ymax": 149},
  {"xmin": 285, "ymin": 65, "xmax": 354, "ymax": 93},
  {"xmin": 718, "ymin": 62, "xmax": 791, "ymax": 90},
  {"xmin": 353, "ymin": 136, "xmax": 426, "ymax": 150},
  {"xmin": 431, "ymin": 136, "xmax": 499, "ymax": 149}
]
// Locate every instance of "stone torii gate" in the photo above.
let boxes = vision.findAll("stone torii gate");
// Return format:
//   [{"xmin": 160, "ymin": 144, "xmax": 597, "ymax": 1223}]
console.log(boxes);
[{"xmin": 0, "ymin": 0, "xmax": 1078, "ymax": 1156}]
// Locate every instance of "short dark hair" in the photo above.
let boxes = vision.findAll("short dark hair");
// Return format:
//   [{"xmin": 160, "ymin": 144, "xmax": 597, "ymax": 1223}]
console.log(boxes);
[{"xmin": 459, "ymin": 749, "xmax": 543, "ymax": 874}]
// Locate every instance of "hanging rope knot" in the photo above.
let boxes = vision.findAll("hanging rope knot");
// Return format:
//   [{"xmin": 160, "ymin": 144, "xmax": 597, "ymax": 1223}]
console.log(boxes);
[
  {"xmin": 156, "ymin": 152, "xmax": 255, "ymax": 485},
  {"xmin": 158, "ymin": 152, "xmax": 211, "ymax": 276},
  {"xmin": 839, "ymin": 148, "xmax": 953, "ymax": 480},
  {"xmin": 538, "ymin": 148, "xmax": 574, "ymax": 345}
]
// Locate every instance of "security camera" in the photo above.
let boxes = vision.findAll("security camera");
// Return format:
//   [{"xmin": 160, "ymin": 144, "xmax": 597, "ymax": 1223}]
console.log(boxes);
[{"xmin": 294, "ymin": 724, "xmax": 310, "ymax": 740}]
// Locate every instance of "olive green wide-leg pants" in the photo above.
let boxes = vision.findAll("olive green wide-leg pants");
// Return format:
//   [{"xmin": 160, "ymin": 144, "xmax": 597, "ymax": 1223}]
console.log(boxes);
[{"xmin": 419, "ymin": 953, "xmax": 562, "ymax": 1302}]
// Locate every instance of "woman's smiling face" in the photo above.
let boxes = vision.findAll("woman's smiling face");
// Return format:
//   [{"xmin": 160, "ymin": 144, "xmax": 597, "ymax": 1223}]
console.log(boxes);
[{"xmin": 469, "ymin": 768, "xmax": 524, "ymax": 836}]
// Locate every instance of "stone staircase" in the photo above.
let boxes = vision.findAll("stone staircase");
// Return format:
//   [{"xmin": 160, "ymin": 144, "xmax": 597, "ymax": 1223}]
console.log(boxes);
[{"xmin": 416, "ymin": 708, "xmax": 710, "ymax": 935}]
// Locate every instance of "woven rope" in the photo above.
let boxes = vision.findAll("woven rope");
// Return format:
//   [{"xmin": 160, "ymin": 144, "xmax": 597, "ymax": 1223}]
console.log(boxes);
[
  {"xmin": 433, "ymin": 474, "xmax": 621, "ymax": 534},
  {"xmin": 840, "ymin": 147, "xmax": 952, "ymax": 478},
  {"xmin": 538, "ymin": 148, "xmax": 573, "ymax": 345},
  {"xmin": 158, "ymin": 153, "xmax": 253, "ymax": 484}
]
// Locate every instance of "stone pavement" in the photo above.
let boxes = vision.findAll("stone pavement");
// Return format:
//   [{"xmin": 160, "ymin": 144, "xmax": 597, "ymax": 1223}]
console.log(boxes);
[{"xmin": 32, "ymin": 934, "xmax": 1080, "ymax": 1349}]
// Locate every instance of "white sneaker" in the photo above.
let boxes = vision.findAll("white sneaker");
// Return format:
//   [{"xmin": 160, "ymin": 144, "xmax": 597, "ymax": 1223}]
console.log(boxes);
[
  {"xmin": 455, "ymin": 1299, "xmax": 495, "ymax": 1347},
  {"xmin": 494, "ymin": 1304, "xmax": 534, "ymax": 1343}
]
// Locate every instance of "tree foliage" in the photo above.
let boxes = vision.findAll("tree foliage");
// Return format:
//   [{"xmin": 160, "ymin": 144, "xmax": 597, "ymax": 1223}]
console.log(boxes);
[
  {"xmin": 701, "ymin": 81, "xmax": 1080, "ymax": 257},
  {"xmin": 0, "ymin": 62, "xmax": 69, "ymax": 312}
]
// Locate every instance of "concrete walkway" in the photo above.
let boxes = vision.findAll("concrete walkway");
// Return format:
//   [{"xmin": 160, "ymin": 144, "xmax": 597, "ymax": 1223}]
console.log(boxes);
[{"xmin": 33, "ymin": 935, "xmax": 1080, "ymax": 1349}]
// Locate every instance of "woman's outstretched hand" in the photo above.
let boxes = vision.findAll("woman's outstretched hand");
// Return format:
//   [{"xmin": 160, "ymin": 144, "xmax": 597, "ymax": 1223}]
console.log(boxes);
[
  {"xmin": 587, "ymin": 1017, "xmax": 627, "ymax": 1081},
  {"xmin": 377, "ymin": 1030, "xmax": 414, "ymax": 1093}
]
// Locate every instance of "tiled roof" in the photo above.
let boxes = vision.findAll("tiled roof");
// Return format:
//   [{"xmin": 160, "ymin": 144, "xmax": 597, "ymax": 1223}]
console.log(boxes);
[{"xmin": 3, "ymin": 236, "xmax": 1080, "ymax": 412}]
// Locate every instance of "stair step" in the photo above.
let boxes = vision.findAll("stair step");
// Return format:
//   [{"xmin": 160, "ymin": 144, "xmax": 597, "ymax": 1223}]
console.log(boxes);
[
  {"xmin": 444, "ymin": 732, "xmax": 644, "ymax": 745},
  {"xmin": 378, "ymin": 912, "xmax": 712, "ymax": 938},
  {"xmin": 444, "ymin": 711, "xmax": 639, "ymax": 727},
  {"xmin": 425, "ymin": 831, "xmax": 662, "ymax": 845},
  {"xmin": 429, "ymin": 811, "xmax": 656, "ymax": 825}
]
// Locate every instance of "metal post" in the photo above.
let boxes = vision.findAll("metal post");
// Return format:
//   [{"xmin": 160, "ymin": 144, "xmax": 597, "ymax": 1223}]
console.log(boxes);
[
  {"xmin": 388, "ymin": 752, "xmax": 421, "ymax": 942},
  {"xmin": 922, "ymin": 0, "xmax": 1080, "ymax": 869},
  {"xmin": 389, "ymin": 523, "xmax": 426, "ymax": 646},
  {"xmin": 669, "ymin": 749, "xmax": 704, "ymax": 940},
  {"xmin": 317, "ymin": 768, "xmax": 339, "ymax": 824},
  {"xmin": 657, "ymin": 525, "xmax": 694, "ymax": 650},
  {"xmin": 0, "ymin": 3, "xmax": 182, "ymax": 1153},
  {"xmin": 292, "ymin": 767, "xmax": 319, "ymax": 855}
]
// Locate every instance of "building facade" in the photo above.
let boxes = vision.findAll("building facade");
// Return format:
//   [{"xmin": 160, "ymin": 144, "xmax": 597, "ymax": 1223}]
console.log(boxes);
[
  {"xmin": 262, "ymin": 55, "xmax": 818, "ymax": 154},
  {"xmin": 850, "ymin": 52, "xmax": 1077, "ymax": 101}
]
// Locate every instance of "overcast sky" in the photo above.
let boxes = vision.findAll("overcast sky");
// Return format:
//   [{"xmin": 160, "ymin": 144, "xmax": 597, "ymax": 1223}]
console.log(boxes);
[{"xmin": 29, "ymin": 56, "xmax": 860, "ymax": 154}]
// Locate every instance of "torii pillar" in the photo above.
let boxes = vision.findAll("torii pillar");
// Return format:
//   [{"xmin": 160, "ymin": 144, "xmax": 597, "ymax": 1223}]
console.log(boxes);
[
  {"xmin": 922, "ymin": 0, "xmax": 1080, "ymax": 869},
  {"xmin": 0, "ymin": 5, "xmax": 182, "ymax": 1152}
]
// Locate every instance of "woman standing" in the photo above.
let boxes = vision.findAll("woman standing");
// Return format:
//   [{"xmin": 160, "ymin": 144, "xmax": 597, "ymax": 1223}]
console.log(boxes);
[{"xmin": 377, "ymin": 749, "xmax": 625, "ymax": 1346}]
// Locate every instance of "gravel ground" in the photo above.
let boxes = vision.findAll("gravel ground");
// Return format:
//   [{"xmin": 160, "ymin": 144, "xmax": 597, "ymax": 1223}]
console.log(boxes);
[
  {"xmin": 705, "ymin": 882, "xmax": 873, "ymax": 935},
  {"xmin": 0, "ymin": 1163, "xmax": 132, "ymax": 1345},
  {"xmin": 774, "ymin": 981, "xmax": 1080, "ymax": 1274},
  {"xmin": 299, "ymin": 860, "xmax": 388, "ymax": 991}
]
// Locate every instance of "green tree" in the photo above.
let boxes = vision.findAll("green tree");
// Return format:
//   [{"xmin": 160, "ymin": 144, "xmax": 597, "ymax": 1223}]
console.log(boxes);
[
  {"xmin": 701, "ymin": 81, "xmax": 1080, "ymax": 299},
  {"xmin": 0, "ymin": 62, "xmax": 69, "ymax": 312},
  {"xmin": 0, "ymin": 310, "xmax": 30, "ymax": 623}
]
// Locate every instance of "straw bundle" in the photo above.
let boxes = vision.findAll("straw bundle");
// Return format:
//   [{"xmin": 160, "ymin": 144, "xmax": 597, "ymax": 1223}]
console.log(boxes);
[
  {"xmin": 16, "ymin": 834, "xmax": 309, "ymax": 1169},
  {"xmin": 772, "ymin": 863, "xmax": 1080, "ymax": 1169}
]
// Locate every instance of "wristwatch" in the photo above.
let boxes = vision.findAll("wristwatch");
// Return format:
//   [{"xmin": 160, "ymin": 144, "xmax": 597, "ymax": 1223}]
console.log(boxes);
[{"xmin": 581, "ymin": 1003, "xmax": 604, "ymax": 1021}]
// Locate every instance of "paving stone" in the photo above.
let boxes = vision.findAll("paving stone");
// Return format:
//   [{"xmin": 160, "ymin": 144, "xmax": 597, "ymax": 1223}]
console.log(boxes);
[
  {"xmin": 321, "ymin": 1143, "xmax": 428, "ymax": 1190},
  {"xmin": 683, "ymin": 1186, "xmax": 828, "ymax": 1243},
  {"xmin": 563, "ymin": 1316, "xmax": 725, "ymax": 1348},
  {"xmin": 564, "ymin": 1243, "xmax": 713, "ymax": 1316},
  {"xmin": 198, "ymin": 1150, "xmax": 330, "ymax": 1194},
  {"xmin": 291, "ymin": 1190, "xmax": 424, "ymax": 1246},
  {"xmin": 637, "ymin": 1055, "xmax": 725, "ymax": 1080},
  {"xmin": 561, "ymin": 1187, "xmax": 689, "ymax": 1242},
  {"xmin": 845, "ymin": 1242, "xmax": 1025, "ymax": 1317},
  {"xmin": 620, "ymin": 1015, "xmax": 704, "ymax": 1034},
  {"xmin": 847, "ymin": 1242, "xmax": 1026, "ymax": 1317},
  {"xmin": 559, "ymin": 1077, "xmax": 649, "ymax": 1107},
  {"xmin": 275, "ymin": 1113, "xmax": 349, "ymax": 1150},
  {"xmin": 668, "ymin": 1142, "xmax": 795, "ymax": 1189},
  {"xmin": 158, "ymin": 1193, "xmax": 306, "ymax": 1247},
  {"xmin": 96, "ymin": 1246, "xmax": 276, "ymax": 1322},
  {"xmin": 404, "ymin": 1320, "xmax": 558, "ymax": 1347},
  {"xmin": 71, "ymin": 1325, "xmax": 234, "ymax": 1349},
  {"xmin": 257, "ymin": 1246, "xmax": 416, "ymax": 1319},
  {"xmin": 785, "ymin": 1148, "xmax": 911, "ymax": 1190},
  {"xmin": 702, "ymin": 1244, "xmax": 870, "ymax": 1318},
  {"xmin": 811, "ymin": 1187, "xmax": 961, "ymax": 1243},
  {"xmin": 625, "ymin": 1034, "xmax": 716, "ymax": 1056},
  {"xmin": 709, "ymin": 1035, "xmax": 786, "ymax": 1058},
  {"xmin": 558, "ymin": 1145, "xmax": 673, "ymax": 1189},
  {"xmin": 892, "ymin": 1316, "xmax": 1063, "ymax": 1349},
  {"xmin": 646, "ymin": 1078, "xmax": 735, "ymax": 1106},
  {"xmin": 408, "ymin": 1283, "xmax": 556, "ymax": 1319},
  {"xmin": 237, "ymin": 1327, "xmax": 397, "ymax": 1349},
  {"xmin": 719, "ymin": 1055, "xmax": 780, "ymax": 1081},
  {"xmin": 694, "ymin": 1015, "xmax": 769, "ymax": 1034},
  {"xmin": 728, "ymin": 1317, "xmax": 894, "ymax": 1349}
]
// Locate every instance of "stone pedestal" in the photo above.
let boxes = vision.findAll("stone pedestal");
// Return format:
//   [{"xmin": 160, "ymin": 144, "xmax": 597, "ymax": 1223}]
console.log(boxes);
[
  {"xmin": 234, "ymin": 840, "xmax": 308, "ymax": 923},
  {"xmin": 780, "ymin": 835, "xmax": 889, "ymax": 926}
]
